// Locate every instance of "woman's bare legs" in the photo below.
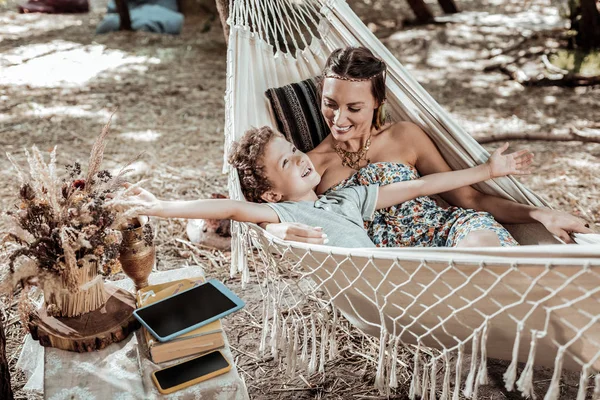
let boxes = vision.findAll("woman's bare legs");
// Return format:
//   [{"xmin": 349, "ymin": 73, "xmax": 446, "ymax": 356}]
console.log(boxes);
[{"xmin": 455, "ymin": 230, "xmax": 502, "ymax": 247}]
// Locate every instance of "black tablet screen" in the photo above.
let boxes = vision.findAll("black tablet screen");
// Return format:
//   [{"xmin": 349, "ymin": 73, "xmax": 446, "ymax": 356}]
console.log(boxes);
[
  {"xmin": 137, "ymin": 281, "xmax": 237, "ymax": 338},
  {"xmin": 155, "ymin": 351, "xmax": 229, "ymax": 390}
]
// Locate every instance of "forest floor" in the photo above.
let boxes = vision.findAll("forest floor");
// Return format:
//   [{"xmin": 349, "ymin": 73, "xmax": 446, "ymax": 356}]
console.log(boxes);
[{"xmin": 1, "ymin": 0, "xmax": 598, "ymax": 398}]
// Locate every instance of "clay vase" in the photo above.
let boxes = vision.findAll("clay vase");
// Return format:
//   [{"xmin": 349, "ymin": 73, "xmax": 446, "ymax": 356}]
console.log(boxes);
[{"xmin": 119, "ymin": 217, "xmax": 155, "ymax": 291}]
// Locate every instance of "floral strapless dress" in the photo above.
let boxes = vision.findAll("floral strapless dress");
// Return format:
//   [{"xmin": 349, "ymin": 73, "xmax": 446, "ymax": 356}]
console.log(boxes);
[{"xmin": 325, "ymin": 162, "xmax": 518, "ymax": 247}]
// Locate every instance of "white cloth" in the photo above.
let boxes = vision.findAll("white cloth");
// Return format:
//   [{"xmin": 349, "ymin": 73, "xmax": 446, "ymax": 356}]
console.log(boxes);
[{"xmin": 16, "ymin": 266, "xmax": 249, "ymax": 400}]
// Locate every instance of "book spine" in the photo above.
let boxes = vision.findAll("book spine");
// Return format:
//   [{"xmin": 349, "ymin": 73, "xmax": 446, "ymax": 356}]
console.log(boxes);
[{"xmin": 151, "ymin": 335, "xmax": 225, "ymax": 364}]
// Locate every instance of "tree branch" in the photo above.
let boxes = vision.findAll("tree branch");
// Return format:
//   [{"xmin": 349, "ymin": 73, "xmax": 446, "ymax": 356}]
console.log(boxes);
[
  {"xmin": 475, "ymin": 130, "xmax": 600, "ymax": 144},
  {"xmin": 488, "ymin": 59, "xmax": 600, "ymax": 87}
]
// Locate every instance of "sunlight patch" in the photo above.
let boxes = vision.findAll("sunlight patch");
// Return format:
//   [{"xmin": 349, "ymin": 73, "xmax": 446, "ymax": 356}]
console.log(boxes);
[
  {"xmin": 119, "ymin": 131, "xmax": 162, "ymax": 142},
  {"xmin": 562, "ymin": 158, "xmax": 600, "ymax": 170},
  {"xmin": 460, "ymin": 115, "xmax": 541, "ymax": 136},
  {"xmin": 0, "ymin": 43, "xmax": 160, "ymax": 88},
  {"xmin": 0, "ymin": 40, "xmax": 78, "ymax": 67},
  {"xmin": 22, "ymin": 103, "xmax": 113, "ymax": 120},
  {"xmin": 0, "ymin": 14, "xmax": 83, "ymax": 41},
  {"xmin": 436, "ymin": 10, "xmax": 565, "ymax": 31}
]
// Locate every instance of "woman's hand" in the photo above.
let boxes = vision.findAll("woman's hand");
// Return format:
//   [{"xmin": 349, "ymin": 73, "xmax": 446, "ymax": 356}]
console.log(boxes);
[
  {"xmin": 533, "ymin": 208, "xmax": 594, "ymax": 243},
  {"xmin": 487, "ymin": 143, "xmax": 534, "ymax": 178},
  {"xmin": 260, "ymin": 222, "xmax": 328, "ymax": 244}
]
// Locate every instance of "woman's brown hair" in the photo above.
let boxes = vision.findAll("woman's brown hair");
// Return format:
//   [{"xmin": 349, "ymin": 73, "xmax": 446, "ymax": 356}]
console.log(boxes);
[{"xmin": 321, "ymin": 47, "xmax": 387, "ymax": 129}]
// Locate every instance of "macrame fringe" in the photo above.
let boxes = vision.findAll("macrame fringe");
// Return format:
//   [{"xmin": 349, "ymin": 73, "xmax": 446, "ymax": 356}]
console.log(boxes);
[
  {"xmin": 301, "ymin": 319, "xmax": 309, "ymax": 367},
  {"xmin": 421, "ymin": 361, "xmax": 431, "ymax": 400},
  {"xmin": 259, "ymin": 297, "xmax": 269, "ymax": 355},
  {"xmin": 286, "ymin": 321, "xmax": 299, "ymax": 377},
  {"xmin": 278, "ymin": 315, "xmax": 289, "ymax": 353},
  {"xmin": 575, "ymin": 366, "xmax": 590, "ymax": 400},
  {"xmin": 476, "ymin": 320, "xmax": 490, "ymax": 387},
  {"xmin": 308, "ymin": 316, "xmax": 318, "ymax": 375},
  {"xmin": 280, "ymin": 318, "xmax": 289, "ymax": 362},
  {"xmin": 503, "ymin": 323, "xmax": 523, "ymax": 391},
  {"xmin": 441, "ymin": 351, "xmax": 452, "ymax": 400},
  {"xmin": 463, "ymin": 328, "xmax": 481, "ymax": 399},
  {"xmin": 389, "ymin": 337, "xmax": 399, "ymax": 389},
  {"xmin": 543, "ymin": 348, "xmax": 564, "ymax": 400},
  {"xmin": 270, "ymin": 298, "xmax": 280, "ymax": 358},
  {"xmin": 328, "ymin": 310, "xmax": 338, "ymax": 361},
  {"xmin": 318, "ymin": 319, "xmax": 328, "ymax": 373},
  {"xmin": 230, "ymin": 220, "xmax": 249, "ymax": 286},
  {"xmin": 516, "ymin": 330, "xmax": 539, "ymax": 398},
  {"xmin": 452, "ymin": 344, "xmax": 464, "ymax": 400},
  {"xmin": 375, "ymin": 328, "xmax": 388, "ymax": 392},
  {"xmin": 430, "ymin": 357, "xmax": 438, "ymax": 400},
  {"xmin": 409, "ymin": 344, "xmax": 422, "ymax": 400}
]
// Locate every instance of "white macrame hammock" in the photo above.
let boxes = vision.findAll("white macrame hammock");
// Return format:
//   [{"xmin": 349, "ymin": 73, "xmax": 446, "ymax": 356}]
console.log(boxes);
[{"xmin": 223, "ymin": 0, "xmax": 600, "ymax": 398}]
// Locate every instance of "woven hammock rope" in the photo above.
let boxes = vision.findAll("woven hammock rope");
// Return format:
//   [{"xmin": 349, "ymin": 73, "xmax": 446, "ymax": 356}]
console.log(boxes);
[{"xmin": 223, "ymin": 0, "xmax": 600, "ymax": 398}]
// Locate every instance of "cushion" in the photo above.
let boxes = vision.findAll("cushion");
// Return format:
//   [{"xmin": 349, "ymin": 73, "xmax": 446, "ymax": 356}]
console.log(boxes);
[{"xmin": 265, "ymin": 77, "xmax": 330, "ymax": 153}]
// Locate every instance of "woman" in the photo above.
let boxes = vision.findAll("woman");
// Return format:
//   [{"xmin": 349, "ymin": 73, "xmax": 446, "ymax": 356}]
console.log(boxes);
[{"xmin": 264, "ymin": 47, "xmax": 592, "ymax": 247}]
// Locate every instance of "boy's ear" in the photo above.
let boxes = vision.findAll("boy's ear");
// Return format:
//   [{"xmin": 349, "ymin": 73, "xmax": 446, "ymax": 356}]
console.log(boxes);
[{"xmin": 261, "ymin": 191, "xmax": 283, "ymax": 203}]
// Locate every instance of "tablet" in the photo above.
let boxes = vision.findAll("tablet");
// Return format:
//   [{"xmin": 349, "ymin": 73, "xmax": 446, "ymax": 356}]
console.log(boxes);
[{"xmin": 134, "ymin": 279, "xmax": 245, "ymax": 342}]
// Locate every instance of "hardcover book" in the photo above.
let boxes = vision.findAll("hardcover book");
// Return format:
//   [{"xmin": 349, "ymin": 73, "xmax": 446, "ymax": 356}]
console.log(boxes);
[{"xmin": 136, "ymin": 278, "xmax": 225, "ymax": 363}]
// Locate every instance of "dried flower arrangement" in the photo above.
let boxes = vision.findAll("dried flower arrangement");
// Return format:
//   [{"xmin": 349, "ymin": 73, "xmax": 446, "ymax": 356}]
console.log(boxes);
[{"xmin": 0, "ymin": 119, "xmax": 144, "ymax": 318}]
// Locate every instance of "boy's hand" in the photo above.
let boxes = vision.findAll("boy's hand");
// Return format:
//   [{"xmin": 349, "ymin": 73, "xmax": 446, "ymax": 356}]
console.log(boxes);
[
  {"xmin": 487, "ymin": 143, "xmax": 534, "ymax": 178},
  {"xmin": 123, "ymin": 183, "xmax": 161, "ymax": 215}
]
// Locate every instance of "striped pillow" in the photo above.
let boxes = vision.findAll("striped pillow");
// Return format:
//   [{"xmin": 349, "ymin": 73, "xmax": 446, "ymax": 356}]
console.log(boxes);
[{"xmin": 265, "ymin": 77, "xmax": 330, "ymax": 153}]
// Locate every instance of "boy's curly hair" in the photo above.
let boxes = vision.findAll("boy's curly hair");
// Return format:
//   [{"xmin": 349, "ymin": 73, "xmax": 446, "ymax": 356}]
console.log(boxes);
[{"xmin": 228, "ymin": 126, "xmax": 282, "ymax": 203}]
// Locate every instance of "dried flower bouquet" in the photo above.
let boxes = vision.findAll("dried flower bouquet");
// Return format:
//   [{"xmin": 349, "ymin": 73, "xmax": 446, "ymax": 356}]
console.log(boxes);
[{"xmin": 0, "ymin": 119, "xmax": 144, "ymax": 318}]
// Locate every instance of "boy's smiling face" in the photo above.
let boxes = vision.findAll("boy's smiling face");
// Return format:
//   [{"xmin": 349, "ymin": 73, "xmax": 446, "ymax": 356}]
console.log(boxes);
[{"xmin": 260, "ymin": 135, "xmax": 321, "ymax": 203}]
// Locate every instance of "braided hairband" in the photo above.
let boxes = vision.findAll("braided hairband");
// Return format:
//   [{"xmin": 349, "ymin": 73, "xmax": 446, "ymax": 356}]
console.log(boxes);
[{"xmin": 324, "ymin": 70, "xmax": 384, "ymax": 82}]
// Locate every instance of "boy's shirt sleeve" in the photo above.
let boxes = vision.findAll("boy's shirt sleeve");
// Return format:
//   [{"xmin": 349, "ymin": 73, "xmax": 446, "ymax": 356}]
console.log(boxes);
[
  {"xmin": 265, "ymin": 202, "xmax": 292, "ymax": 223},
  {"xmin": 336, "ymin": 184, "xmax": 379, "ymax": 221}
]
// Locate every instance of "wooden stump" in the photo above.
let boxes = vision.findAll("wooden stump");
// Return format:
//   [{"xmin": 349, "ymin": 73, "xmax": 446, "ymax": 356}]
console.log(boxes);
[{"xmin": 27, "ymin": 284, "xmax": 140, "ymax": 352}]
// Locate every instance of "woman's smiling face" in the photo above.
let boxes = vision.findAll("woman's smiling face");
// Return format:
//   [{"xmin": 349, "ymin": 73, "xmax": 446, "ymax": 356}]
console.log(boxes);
[{"xmin": 321, "ymin": 77, "xmax": 378, "ymax": 142}]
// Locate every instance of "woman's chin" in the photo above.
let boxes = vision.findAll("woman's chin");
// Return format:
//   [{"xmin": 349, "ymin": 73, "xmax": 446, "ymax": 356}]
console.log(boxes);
[{"xmin": 331, "ymin": 129, "xmax": 354, "ymax": 140}]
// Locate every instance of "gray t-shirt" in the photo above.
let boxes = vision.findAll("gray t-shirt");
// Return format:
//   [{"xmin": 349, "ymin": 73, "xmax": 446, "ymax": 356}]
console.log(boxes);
[{"xmin": 266, "ymin": 185, "xmax": 378, "ymax": 248}]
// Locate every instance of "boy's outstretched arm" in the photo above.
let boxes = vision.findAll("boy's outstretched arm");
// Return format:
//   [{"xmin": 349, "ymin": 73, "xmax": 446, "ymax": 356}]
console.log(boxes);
[
  {"xmin": 376, "ymin": 143, "xmax": 534, "ymax": 210},
  {"xmin": 128, "ymin": 185, "xmax": 280, "ymax": 224}
]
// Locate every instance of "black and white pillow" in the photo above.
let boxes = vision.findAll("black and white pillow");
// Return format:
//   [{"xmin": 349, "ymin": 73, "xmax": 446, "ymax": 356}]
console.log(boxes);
[{"xmin": 265, "ymin": 77, "xmax": 330, "ymax": 153}]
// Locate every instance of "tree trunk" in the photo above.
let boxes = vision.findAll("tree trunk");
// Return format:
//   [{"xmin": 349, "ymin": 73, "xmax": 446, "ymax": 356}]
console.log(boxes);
[
  {"xmin": 115, "ymin": 0, "xmax": 132, "ymax": 31},
  {"xmin": 406, "ymin": 0, "xmax": 435, "ymax": 23},
  {"xmin": 476, "ymin": 130, "xmax": 600, "ymax": 144},
  {"xmin": 0, "ymin": 316, "xmax": 14, "ymax": 400},
  {"xmin": 577, "ymin": 0, "xmax": 600, "ymax": 49},
  {"xmin": 437, "ymin": 0, "xmax": 459, "ymax": 14},
  {"xmin": 215, "ymin": 0, "xmax": 230, "ymax": 42}
]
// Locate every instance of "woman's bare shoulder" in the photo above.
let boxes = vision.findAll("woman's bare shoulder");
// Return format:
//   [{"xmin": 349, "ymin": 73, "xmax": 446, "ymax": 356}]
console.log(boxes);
[
  {"xmin": 373, "ymin": 121, "xmax": 426, "ymax": 144},
  {"xmin": 370, "ymin": 122, "xmax": 426, "ymax": 164},
  {"xmin": 387, "ymin": 121, "xmax": 425, "ymax": 137}
]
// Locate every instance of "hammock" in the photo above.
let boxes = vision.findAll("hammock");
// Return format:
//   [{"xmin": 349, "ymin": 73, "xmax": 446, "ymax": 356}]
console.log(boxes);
[{"xmin": 223, "ymin": 0, "xmax": 600, "ymax": 398}]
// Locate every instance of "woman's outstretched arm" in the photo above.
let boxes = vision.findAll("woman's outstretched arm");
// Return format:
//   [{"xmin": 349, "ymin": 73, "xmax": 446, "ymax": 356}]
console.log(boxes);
[
  {"xmin": 377, "ymin": 143, "xmax": 533, "ymax": 209},
  {"xmin": 405, "ymin": 123, "xmax": 593, "ymax": 243}
]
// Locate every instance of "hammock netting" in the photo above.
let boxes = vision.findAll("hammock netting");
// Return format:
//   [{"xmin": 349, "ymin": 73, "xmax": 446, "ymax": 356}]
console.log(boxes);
[{"xmin": 222, "ymin": 0, "xmax": 600, "ymax": 398}]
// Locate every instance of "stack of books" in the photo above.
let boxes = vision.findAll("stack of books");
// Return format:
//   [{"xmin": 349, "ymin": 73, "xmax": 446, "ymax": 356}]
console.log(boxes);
[{"xmin": 135, "ymin": 278, "xmax": 225, "ymax": 363}]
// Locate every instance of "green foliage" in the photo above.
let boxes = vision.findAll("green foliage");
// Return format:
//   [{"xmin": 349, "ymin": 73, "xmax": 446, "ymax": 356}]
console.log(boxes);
[{"xmin": 549, "ymin": 49, "xmax": 600, "ymax": 76}]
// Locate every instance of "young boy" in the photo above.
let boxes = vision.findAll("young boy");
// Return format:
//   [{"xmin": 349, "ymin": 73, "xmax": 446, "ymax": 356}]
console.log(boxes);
[{"xmin": 130, "ymin": 126, "xmax": 533, "ymax": 248}]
